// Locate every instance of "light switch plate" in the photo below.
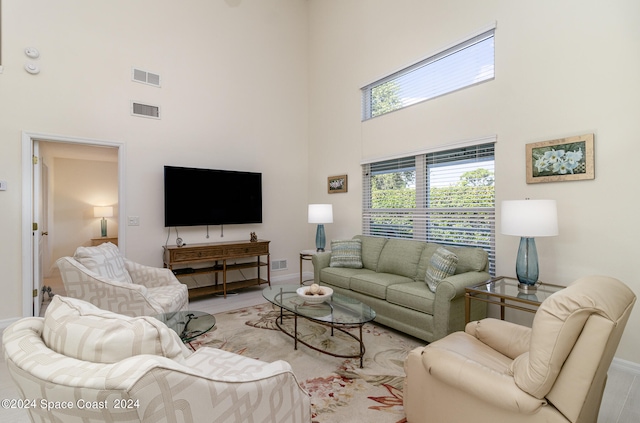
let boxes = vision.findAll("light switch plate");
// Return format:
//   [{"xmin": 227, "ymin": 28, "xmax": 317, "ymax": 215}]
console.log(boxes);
[
  {"xmin": 0, "ymin": 180, "xmax": 7, "ymax": 191},
  {"xmin": 128, "ymin": 216, "xmax": 140, "ymax": 226}
]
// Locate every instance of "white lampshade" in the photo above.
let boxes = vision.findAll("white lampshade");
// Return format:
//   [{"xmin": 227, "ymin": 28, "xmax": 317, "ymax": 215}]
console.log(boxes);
[
  {"xmin": 501, "ymin": 200, "xmax": 558, "ymax": 237},
  {"xmin": 94, "ymin": 206, "xmax": 114, "ymax": 218},
  {"xmin": 308, "ymin": 204, "xmax": 333, "ymax": 224}
]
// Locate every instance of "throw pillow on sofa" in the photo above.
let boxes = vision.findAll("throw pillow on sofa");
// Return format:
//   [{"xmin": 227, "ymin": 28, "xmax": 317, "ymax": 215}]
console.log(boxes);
[
  {"xmin": 425, "ymin": 246, "xmax": 458, "ymax": 292},
  {"xmin": 330, "ymin": 239, "xmax": 363, "ymax": 268}
]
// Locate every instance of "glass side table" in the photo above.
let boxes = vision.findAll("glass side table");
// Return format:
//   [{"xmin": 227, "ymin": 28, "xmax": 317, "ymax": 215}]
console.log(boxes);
[
  {"xmin": 154, "ymin": 310, "xmax": 216, "ymax": 347},
  {"xmin": 299, "ymin": 249, "xmax": 329, "ymax": 285},
  {"xmin": 465, "ymin": 276, "xmax": 565, "ymax": 323}
]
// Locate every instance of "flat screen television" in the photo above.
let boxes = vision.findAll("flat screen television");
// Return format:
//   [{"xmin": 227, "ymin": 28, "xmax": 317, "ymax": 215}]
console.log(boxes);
[{"xmin": 164, "ymin": 166, "xmax": 262, "ymax": 227}]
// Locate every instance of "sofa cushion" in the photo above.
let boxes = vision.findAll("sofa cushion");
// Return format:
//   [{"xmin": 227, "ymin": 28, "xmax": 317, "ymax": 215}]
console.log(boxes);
[
  {"xmin": 416, "ymin": 243, "xmax": 488, "ymax": 279},
  {"xmin": 387, "ymin": 282, "xmax": 436, "ymax": 315},
  {"xmin": 354, "ymin": 235, "xmax": 387, "ymax": 271},
  {"xmin": 42, "ymin": 296, "xmax": 190, "ymax": 364},
  {"xmin": 415, "ymin": 243, "xmax": 441, "ymax": 282},
  {"xmin": 425, "ymin": 247, "xmax": 458, "ymax": 292},
  {"xmin": 320, "ymin": 267, "xmax": 376, "ymax": 290},
  {"xmin": 330, "ymin": 239, "xmax": 363, "ymax": 268},
  {"xmin": 74, "ymin": 242, "xmax": 133, "ymax": 284},
  {"xmin": 350, "ymin": 272, "xmax": 415, "ymax": 300},
  {"xmin": 376, "ymin": 239, "xmax": 425, "ymax": 279},
  {"xmin": 445, "ymin": 245, "xmax": 488, "ymax": 274}
]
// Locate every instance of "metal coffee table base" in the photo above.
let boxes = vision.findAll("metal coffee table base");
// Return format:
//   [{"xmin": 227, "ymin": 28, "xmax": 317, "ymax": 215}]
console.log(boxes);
[{"xmin": 275, "ymin": 307, "xmax": 367, "ymax": 368}]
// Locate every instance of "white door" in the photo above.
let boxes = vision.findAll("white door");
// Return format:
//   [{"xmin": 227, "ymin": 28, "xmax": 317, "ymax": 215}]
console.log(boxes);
[
  {"xmin": 42, "ymin": 161, "xmax": 51, "ymax": 278},
  {"xmin": 32, "ymin": 140, "xmax": 43, "ymax": 316}
]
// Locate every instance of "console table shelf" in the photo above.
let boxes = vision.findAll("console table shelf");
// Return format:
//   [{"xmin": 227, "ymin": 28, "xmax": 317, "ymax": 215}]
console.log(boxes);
[{"xmin": 163, "ymin": 240, "xmax": 270, "ymax": 299}]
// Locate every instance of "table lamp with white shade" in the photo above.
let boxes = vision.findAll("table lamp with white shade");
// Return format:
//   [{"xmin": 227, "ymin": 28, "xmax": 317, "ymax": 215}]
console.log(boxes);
[
  {"xmin": 308, "ymin": 204, "xmax": 333, "ymax": 252},
  {"xmin": 501, "ymin": 199, "xmax": 558, "ymax": 291},
  {"xmin": 94, "ymin": 206, "xmax": 114, "ymax": 238}
]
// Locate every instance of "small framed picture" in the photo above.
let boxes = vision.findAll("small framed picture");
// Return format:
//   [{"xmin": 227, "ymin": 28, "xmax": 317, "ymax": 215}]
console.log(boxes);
[
  {"xmin": 328, "ymin": 174, "xmax": 348, "ymax": 193},
  {"xmin": 526, "ymin": 133, "xmax": 594, "ymax": 184}
]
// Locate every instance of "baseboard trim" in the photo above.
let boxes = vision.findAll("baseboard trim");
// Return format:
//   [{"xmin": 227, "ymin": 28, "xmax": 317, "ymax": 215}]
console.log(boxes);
[{"xmin": 611, "ymin": 357, "xmax": 640, "ymax": 376}]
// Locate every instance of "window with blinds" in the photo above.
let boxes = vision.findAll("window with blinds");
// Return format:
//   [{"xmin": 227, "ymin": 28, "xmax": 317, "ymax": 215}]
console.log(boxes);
[
  {"xmin": 361, "ymin": 27, "xmax": 495, "ymax": 121},
  {"xmin": 362, "ymin": 143, "xmax": 495, "ymax": 274}
]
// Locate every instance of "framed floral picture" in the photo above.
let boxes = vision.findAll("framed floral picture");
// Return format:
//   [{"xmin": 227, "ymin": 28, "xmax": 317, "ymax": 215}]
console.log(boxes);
[
  {"xmin": 328, "ymin": 174, "xmax": 348, "ymax": 193},
  {"xmin": 526, "ymin": 133, "xmax": 594, "ymax": 184}
]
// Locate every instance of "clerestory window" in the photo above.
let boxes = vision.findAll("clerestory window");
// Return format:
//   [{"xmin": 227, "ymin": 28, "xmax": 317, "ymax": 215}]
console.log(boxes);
[{"xmin": 361, "ymin": 26, "xmax": 495, "ymax": 120}]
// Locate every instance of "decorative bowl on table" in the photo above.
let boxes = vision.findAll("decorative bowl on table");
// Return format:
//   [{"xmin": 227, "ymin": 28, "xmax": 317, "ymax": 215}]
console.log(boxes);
[{"xmin": 296, "ymin": 285, "xmax": 333, "ymax": 304}]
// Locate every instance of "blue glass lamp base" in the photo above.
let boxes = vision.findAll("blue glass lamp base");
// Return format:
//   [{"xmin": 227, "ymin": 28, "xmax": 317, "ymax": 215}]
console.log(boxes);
[
  {"xmin": 315, "ymin": 224, "xmax": 326, "ymax": 252},
  {"xmin": 516, "ymin": 237, "xmax": 539, "ymax": 291},
  {"xmin": 100, "ymin": 218, "xmax": 108, "ymax": 238}
]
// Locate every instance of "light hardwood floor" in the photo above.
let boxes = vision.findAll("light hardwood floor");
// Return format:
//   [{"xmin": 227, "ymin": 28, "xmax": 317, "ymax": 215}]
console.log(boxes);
[{"xmin": 1, "ymin": 274, "xmax": 638, "ymax": 422}]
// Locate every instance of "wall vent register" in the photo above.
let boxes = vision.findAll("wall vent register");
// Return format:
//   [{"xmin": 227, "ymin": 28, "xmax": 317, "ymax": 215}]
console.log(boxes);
[
  {"xmin": 131, "ymin": 101, "xmax": 160, "ymax": 119},
  {"xmin": 132, "ymin": 67, "xmax": 161, "ymax": 87}
]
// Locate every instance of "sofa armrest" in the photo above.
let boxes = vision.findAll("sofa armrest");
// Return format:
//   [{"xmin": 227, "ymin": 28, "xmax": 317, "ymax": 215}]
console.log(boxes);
[
  {"xmin": 432, "ymin": 271, "xmax": 490, "ymax": 340},
  {"xmin": 56, "ymin": 257, "xmax": 172, "ymax": 316},
  {"xmin": 422, "ymin": 343, "xmax": 545, "ymax": 414},
  {"xmin": 465, "ymin": 318, "xmax": 531, "ymax": 360},
  {"xmin": 184, "ymin": 347, "xmax": 301, "ymax": 382},
  {"xmin": 124, "ymin": 259, "xmax": 182, "ymax": 289},
  {"xmin": 311, "ymin": 252, "xmax": 332, "ymax": 284},
  {"xmin": 435, "ymin": 271, "xmax": 490, "ymax": 300},
  {"xmin": 128, "ymin": 347, "xmax": 312, "ymax": 422},
  {"xmin": 57, "ymin": 257, "xmax": 149, "ymax": 296}
]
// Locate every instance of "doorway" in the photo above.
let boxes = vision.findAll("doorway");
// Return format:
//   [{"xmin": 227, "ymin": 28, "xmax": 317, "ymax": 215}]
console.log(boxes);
[{"xmin": 21, "ymin": 132, "xmax": 125, "ymax": 317}]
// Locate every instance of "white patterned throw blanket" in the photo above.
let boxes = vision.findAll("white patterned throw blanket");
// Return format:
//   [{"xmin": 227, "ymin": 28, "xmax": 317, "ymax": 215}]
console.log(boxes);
[{"xmin": 190, "ymin": 303, "xmax": 423, "ymax": 423}]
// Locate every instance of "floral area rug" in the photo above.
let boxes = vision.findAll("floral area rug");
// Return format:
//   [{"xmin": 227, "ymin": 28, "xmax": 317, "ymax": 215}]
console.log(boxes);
[{"xmin": 189, "ymin": 303, "xmax": 423, "ymax": 423}]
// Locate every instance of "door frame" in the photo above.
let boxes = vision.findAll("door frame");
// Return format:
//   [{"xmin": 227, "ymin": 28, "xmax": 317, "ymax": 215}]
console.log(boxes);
[{"xmin": 21, "ymin": 131, "xmax": 126, "ymax": 317}]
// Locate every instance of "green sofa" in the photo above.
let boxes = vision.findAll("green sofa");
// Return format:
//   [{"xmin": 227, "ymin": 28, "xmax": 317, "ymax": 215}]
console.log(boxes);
[{"xmin": 312, "ymin": 235, "xmax": 490, "ymax": 343}]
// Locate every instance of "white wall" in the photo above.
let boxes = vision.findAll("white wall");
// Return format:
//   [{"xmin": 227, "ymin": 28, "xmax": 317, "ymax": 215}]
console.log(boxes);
[
  {"xmin": 0, "ymin": 0, "xmax": 310, "ymax": 318},
  {"xmin": 307, "ymin": 0, "xmax": 640, "ymax": 363},
  {"xmin": 50, "ymin": 157, "xmax": 119, "ymax": 261}
]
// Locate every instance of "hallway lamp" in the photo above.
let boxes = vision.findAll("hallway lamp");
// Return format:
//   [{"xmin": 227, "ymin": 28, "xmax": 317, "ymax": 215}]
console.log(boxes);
[
  {"xmin": 94, "ymin": 206, "xmax": 113, "ymax": 238},
  {"xmin": 308, "ymin": 204, "xmax": 333, "ymax": 252},
  {"xmin": 501, "ymin": 199, "xmax": 558, "ymax": 291}
]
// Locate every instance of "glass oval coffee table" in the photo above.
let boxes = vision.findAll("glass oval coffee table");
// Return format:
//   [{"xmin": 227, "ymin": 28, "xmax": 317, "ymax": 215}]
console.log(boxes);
[
  {"xmin": 154, "ymin": 310, "xmax": 216, "ymax": 348},
  {"xmin": 263, "ymin": 285, "xmax": 376, "ymax": 368}
]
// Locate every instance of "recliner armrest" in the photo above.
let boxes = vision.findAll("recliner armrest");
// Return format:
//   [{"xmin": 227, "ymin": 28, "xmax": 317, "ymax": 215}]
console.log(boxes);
[
  {"xmin": 466, "ymin": 318, "xmax": 531, "ymax": 360},
  {"xmin": 422, "ymin": 341, "xmax": 545, "ymax": 414}
]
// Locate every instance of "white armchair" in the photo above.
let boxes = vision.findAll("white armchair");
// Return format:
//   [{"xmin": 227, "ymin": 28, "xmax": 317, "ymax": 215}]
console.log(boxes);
[
  {"xmin": 403, "ymin": 275, "xmax": 636, "ymax": 423},
  {"xmin": 56, "ymin": 242, "xmax": 188, "ymax": 316},
  {"xmin": 3, "ymin": 296, "xmax": 311, "ymax": 423}
]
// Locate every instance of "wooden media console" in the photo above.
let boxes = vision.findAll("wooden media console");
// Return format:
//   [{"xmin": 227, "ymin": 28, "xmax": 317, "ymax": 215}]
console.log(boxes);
[{"xmin": 163, "ymin": 239, "xmax": 270, "ymax": 299}]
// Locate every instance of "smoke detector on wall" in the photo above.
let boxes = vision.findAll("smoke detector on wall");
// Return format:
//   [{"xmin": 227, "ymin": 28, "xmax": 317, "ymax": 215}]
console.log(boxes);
[
  {"xmin": 25, "ymin": 63, "xmax": 40, "ymax": 74},
  {"xmin": 25, "ymin": 47, "xmax": 40, "ymax": 59}
]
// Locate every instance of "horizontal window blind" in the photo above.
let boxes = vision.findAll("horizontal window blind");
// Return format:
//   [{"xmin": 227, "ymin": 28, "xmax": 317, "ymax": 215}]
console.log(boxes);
[
  {"xmin": 363, "ymin": 143, "xmax": 495, "ymax": 274},
  {"xmin": 362, "ymin": 28, "xmax": 495, "ymax": 120}
]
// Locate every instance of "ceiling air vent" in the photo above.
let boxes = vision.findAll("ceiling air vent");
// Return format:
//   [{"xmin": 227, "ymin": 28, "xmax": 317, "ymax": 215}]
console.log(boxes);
[
  {"xmin": 132, "ymin": 67, "xmax": 161, "ymax": 87},
  {"xmin": 131, "ymin": 101, "xmax": 160, "ymax": 119}
]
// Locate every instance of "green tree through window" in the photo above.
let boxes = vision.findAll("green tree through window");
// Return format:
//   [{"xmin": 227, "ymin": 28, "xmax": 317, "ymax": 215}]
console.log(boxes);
[{"xmin": 363, "ymin": 143, "xmax": 495, "ymax": 273}]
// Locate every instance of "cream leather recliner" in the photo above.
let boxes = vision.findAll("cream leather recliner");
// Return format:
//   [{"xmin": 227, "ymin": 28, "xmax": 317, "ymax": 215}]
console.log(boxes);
[
  {"xmin": 403, "ymin": 275, "xmax": 636, "ymax": 423},
  {"xmin": 57, "ymin": 242, "xmax": 188, "ymax": 316},
  {"xmin": 3, "ymin": 295, "xmax": 311, "ymax": 423}
]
